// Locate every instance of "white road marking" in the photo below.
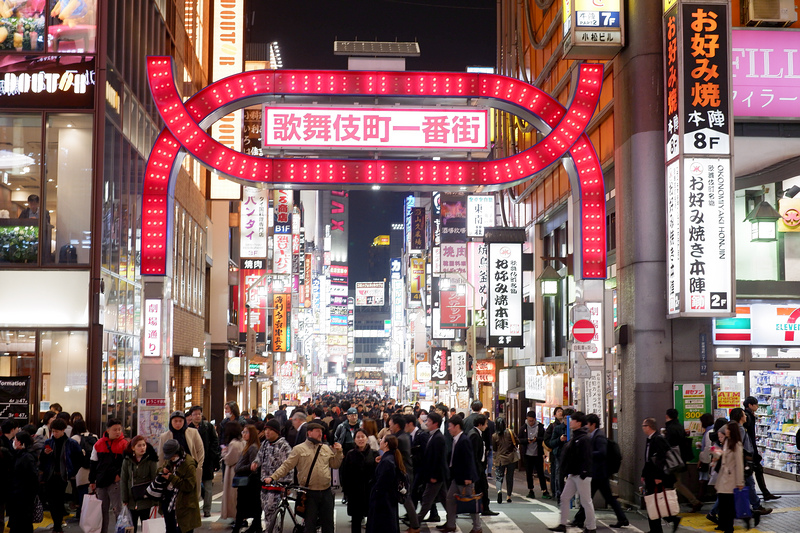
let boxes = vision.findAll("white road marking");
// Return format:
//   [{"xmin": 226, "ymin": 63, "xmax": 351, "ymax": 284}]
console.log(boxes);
[
  {"xmin": 479, "ymin": 511, "xmax": 524, "ymax": 533},
  {"xmin": 597, "ymin": 518, "xmax": 645, "ymax": 533}
]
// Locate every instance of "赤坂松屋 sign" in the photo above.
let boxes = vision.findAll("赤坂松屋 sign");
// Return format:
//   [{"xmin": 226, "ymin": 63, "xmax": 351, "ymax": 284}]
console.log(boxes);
[{"xmin": 664, "ymin": 0, "xmax": 734, "ymax": 318}]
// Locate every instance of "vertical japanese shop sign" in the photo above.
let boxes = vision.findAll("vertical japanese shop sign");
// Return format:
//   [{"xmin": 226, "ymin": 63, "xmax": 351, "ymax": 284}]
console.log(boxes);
[
  {"xmin": 488, "ymin": 243, "xmax": 523, "ymax": 347},
  {"xmin": 144, "ymin": 299, "xmax": 162, "ymax": 357},
  {"xmin": 210, "ymin": 0, "xmax": 244, "ymax": 199},
  {"xmin": 468, "ymin": 242, "xmax": 489, "ymax": 326},
  {"xmin": 410, "ymin": 207, "xmax": 426, "ymax": 253},
  {"xmin": 664, "ymin": 1, "xmax": 733, "ymax": 317},
  {"xmin": 273, "ymin": 293, "xmax": 290, "ymax": 352},
  {"xmin": 441, "ymin": 194, "xmax": 467, "ymax": 243},
  {"xmin": 240, "ymin": 187, "xmax": 269, "ymax": 258},
  {"xmin": 452, "ymin": 351, "xmax": 468, "ymax": 388},
  {"xmin": 239, "ymin": 265, "xmax": 268, "ymax": 342},
  {"xmin": 440, "ymin": 285, "xmax": 468, "ymax": 328},
  {"xmin": 409, "ymin": 257, "xmax": 425, "ymax": 304},
  {"xmin": 273, "ymin": 190, "xmax": 292, "ymax": 234},
  {"xmin": 430, "ymin": 348, "xmax": 451, "ymax": 382},
  {"xmin": 467, "ymin": 195, "xmax": 495, "ymax": 237}
]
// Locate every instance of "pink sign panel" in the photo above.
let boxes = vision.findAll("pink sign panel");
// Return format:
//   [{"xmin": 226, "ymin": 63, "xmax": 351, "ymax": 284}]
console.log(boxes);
[{"xmin": 732, "ymin": 29, "xmax": 800, "ymax": 118}]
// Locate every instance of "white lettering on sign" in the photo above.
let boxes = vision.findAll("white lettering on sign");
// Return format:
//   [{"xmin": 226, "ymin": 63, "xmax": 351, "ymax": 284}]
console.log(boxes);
[
  {"xmin": 263, "ymin": 106, "xmax": 489, "ymax": 150},
  {"xmin": 0, "ymin": 69, "xmax": 96, "ymax": 96},
  {"xmin": 144, "ymin": 299, "xmax": 161, "ymax": 358}
]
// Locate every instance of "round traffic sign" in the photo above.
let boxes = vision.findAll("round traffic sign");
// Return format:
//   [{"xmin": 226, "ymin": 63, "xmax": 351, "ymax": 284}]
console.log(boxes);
[{"xmin": 572, "ymin": 319, "xmax": 595, "ymax": 343}]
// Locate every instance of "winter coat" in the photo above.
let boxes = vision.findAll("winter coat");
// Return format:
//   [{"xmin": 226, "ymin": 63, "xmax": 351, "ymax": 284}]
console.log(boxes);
[
  {"xmin": 340, "ymin": 446, "xmax": 377, "ymax": 518},
  {"xmin": 235, "ymin": 444, "xmax": 260, "ymax": 520},
  {"xmin": 366, "ymin": 453, "xmax": 399, "ymax": 533},
  {"xmin": 561, "ymin": 426, "xmax": 593, "ymax": 477},
  {"xmin": 40, "ymin": 434, "xmax": 83, "ymax": 481},
  {"xmin": 9, "ymin": 447, "xmax": 38, "ymax": 532},
  {"xmin": 546, "ymin": 420, "xmax": 567, "ymax": 461},
  {"xmin": 714, "ymin": 442, "xmax": 744, "ymax": 494},
  {"xmin": 0, "ymin": 435, "xmax": 12, "ymax": 500},
  {"xmin": 191, "ymin": 420, "xmax": 220, "ymax": 481},
  {"xmin": 157, "ymin": 427, "xmax": 205, "ymax": 465},
  {"xmin": 89, "ymin": 433, "xmax": 129, "ymax": 488},
  {"xmin": 71, "ymin": 432, "xmax": 97, "ymax": 486},
  {"xmin": 519, "ymin": 421, "xmax": 545, "ymax": 457},
  {"xmin": 492, "ymin": 429, "xmax": 518, "ymax": 467},
  {"xmin": 269, "ymin": 440, "xmax": 343, "ymax": 491},
  {"xmin": 255, "ymin": 437, "xmax": 292, "ymax": 483},
  {"xmin": 120, "ymin": 444, "xmax": 159, "ymax": 511},
  {"xmin": 220, "ymin": 438, "xmax": 243, "ymax": 519},
  {"xmin": 160, "ymin": 454, "xmax": 201, "ymax": 533}
]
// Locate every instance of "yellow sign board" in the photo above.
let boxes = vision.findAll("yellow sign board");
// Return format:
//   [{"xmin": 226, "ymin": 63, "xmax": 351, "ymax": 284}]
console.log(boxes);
[{"xmin": 664, "ymin": 0, "xmax": 677, "ymax": 13}]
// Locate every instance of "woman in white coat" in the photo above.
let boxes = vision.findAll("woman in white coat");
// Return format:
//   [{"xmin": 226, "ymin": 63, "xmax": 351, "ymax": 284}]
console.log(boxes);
[
  {"xmin": 712, "ymin": 421, "xmax": 745, "ymax": 533},
  {"xmin": 220, "ymin": 421, "xmax": 244, "ymax": 521}
]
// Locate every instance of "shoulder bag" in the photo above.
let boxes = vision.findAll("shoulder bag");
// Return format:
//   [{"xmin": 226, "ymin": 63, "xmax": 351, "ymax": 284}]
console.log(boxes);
[
  {"xmin": 295, "ymin": 445, "xmax": 322, "ymax": 518},
  {"xmin": 508, "ymin": 429, "xmax": 522, "ymax": 463}
]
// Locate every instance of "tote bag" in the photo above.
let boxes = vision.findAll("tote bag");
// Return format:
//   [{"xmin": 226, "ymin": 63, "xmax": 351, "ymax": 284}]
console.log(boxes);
[
  {"xmin": 79, "ymin": 494, "xmax": 104, "ymax": 533},
  {"xmin": 644, "ymin": 486, "xmax": 679, "ymax": 520}
]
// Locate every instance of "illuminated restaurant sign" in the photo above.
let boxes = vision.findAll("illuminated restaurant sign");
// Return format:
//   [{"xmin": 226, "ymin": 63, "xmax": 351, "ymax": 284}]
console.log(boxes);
[
  {"xmin": 263, "ymin": 106, "xmax": 488, "ymax": 150},
  {"xmin": 0, "ymin": 56, "xmax": 95, "ymax": 108}
]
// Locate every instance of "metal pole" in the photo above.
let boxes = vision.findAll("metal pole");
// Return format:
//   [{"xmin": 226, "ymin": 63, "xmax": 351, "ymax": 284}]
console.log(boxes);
[{"xmin": 244, "ymin": 303, "xmax": 253, "ymax": 414}]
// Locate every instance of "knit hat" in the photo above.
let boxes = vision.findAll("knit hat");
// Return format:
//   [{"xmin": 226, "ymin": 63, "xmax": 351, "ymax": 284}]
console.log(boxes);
[
  {"xmin": 170, "ymin": 411, "xmax": 186, "ymax": 421},
  {"xmin": 162, "ymin": 439, "xmax": 181, "ymax": 458},
  {"xmin": 265, "ymin": 419, "xmax": 281, "ymax": 434}
]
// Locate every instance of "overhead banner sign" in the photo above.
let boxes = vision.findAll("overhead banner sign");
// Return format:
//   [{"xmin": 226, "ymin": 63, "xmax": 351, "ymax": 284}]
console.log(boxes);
[
  {"xmin": 240, "ymin": 187, "xmax": 269, "ymax": 258},
  {"xmin": 355, "ymin": 281, "xmax": 385, "ymax": 306},
  {"xmin": 488, "ymin": 243, "xmax": 524, "ymax": 347},
  {"xmin": 263, "ymin": 106, "xmax": 489, "ymax": 150},
  {"xmin": 664, "ymin": 0, "xmax": 734, "ymax": 318}
]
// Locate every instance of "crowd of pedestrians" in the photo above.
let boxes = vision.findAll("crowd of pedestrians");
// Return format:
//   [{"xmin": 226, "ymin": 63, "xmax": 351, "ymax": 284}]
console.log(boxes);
[{"xmin": 0, "ymin": 394, "xmax": 787, "ymax": 533}]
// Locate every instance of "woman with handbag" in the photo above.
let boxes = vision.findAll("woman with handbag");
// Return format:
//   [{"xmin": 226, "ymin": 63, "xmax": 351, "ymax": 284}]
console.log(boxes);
[
  {"xmin": 492, "ymin": 417, "xmax": 518, "ymax": 503},
  {"xmin": 712, "ymin": 422, "xmax": 746, "ymax": 533},
  {"xmin": 233, "ymin": 425, "xmax": 261, "ymax": 533},
  {"xmin": 366, "ymin": 435, "xmax": 405, "ymax": 533},
  {"xmin": 120, "ymin": 436, "xmax": 159, "ymax": 533},
  {"xmin": 340, "ymin": 430, "xmax": 377, "ymax": 533},
  {"xmin": 221, "ymin": 422, "xmax": 244, "ymax": 521}
]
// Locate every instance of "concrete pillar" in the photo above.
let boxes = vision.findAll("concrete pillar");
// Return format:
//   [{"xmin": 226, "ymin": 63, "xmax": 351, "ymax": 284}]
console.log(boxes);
[{"xmin": 613, "ymin": 0, "xmax": 707, "ymax": 501}]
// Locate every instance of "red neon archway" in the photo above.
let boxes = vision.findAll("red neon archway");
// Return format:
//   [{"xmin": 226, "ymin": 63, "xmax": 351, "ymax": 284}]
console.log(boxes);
[{"xmin": 143, "ymin": 58, "xmax": 606, "ymax": 279}]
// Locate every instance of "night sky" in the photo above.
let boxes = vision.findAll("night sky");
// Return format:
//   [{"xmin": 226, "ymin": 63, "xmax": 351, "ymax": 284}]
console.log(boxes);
[{"xmin": 249, "ymin": 0, "xmax": 497, "ymax": 284}]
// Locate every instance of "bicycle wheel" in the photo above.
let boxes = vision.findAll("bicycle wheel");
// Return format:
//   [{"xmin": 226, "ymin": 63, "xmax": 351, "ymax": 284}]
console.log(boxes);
[{"xmin": 271, "ymin": 507, "xmax": 286, "ymax": 533}]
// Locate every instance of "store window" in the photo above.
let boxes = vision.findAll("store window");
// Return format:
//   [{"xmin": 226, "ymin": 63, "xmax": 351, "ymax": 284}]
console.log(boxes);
[
  {"xmin": 749, "ymin": 370, "xmax": 800, "ymax": 475},
  {"xmin": 0, "ymin": 329, "xmax": 36, "ymax": 378},
  {"xmin": 0, "ymin": 0, "xmax": 96, "ymax": 52},
  {"xmin": 0, "ymin": 114, "xmax": 42, "ymax": 263},
  {"xmin": 40, "ymin": 331, "xmax": 87, "ymax": 414},
  {"xmin": 102, "ymin": 331, "xmax": 139, "ymax": 435}
]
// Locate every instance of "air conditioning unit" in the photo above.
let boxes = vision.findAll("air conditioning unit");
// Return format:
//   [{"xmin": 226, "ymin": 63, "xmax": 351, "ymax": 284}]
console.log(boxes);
[{"xmin": 744, "ymin": 0, "xmax": 798, "ymax": 27}]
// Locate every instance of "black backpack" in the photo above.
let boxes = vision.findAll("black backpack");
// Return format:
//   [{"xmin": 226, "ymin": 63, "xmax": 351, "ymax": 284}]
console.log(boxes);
[
  {"xmin": 606, "ymin": 439, "xmax": 623, "ymax": 475},
  {"xmin": 79, "ymin": 433, "xmax": 98, "ymax": 469}
]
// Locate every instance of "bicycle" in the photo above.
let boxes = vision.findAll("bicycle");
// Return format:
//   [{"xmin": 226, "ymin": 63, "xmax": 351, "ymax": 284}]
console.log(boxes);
[{"xmin": 262, "ymin": 482, "xmax": 305, "ymax": 533}]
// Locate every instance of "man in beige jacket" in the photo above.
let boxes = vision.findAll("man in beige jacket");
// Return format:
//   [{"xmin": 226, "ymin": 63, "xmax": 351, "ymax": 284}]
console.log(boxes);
[
  {"xmin": 265, "ymin": 423, "xmax": 343, "ymax": 533},
  {"xmin": 158, "ymin": 410, "xmax": 205, "ymax": 497}
]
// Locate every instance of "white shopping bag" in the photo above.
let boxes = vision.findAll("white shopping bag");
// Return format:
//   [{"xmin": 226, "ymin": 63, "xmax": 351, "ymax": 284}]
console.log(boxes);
[
  {"xmin": 644, "ymin": 487, "xmax": 680, "ymax": 520},
  {"xmin": 142, "ymin": 507, "xmax": 165, "ymax": 533},
  {"xmin": 79, "ymin": 494, "xmax": 104, "ymax": 533}
]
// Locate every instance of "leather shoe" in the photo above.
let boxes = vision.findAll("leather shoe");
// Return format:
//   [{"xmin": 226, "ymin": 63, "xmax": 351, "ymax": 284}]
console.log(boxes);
[
  {"xmin": 436, "ymin": 527, "xmax": 456, "ymax": 532},
  {"xmin": 755, "ymin": 506, "xmax": 773, "ymax": 515},
  {"xmin": 705, "ymin": 513, "xmax": 718, "ymax": 524},
  {"xmin": 423, "ymin": 515, "xmax": 441, "ymax": 523},
  {"xmin": 567, "ymin": 521, "xmax": 584, "ymax": 528},
  {"xmin": 764, "ymin": 493, "xmax": 781, "ymax": 500},
  {"xmin": 691, "ymin": 501, "xmax": 703, "ymax": 513},
  {"xmin": 548, "ymin": 526, "xmax": 567, "ymax": 532},
  {"xmin": 481, "ymin": 510, "xmax": 499, "ymax": 516},
  {"xmin": 609, "ymin": 522, "xmax": 629, "ymax": 528}
]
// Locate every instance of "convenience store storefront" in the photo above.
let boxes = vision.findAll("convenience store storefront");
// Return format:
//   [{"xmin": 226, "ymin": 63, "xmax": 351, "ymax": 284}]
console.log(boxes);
[{"xmin": 712, "ymin": 301, "xmax": 800, "ymax": 480}]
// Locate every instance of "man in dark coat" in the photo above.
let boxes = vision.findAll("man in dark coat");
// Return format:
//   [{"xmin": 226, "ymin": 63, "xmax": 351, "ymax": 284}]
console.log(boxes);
[
  {"xmin": 544, "ymin": 407, "xmax": 567, "ymax": 502},
  {"xmin": 548, "ymin": 412, "xmax": 595, "ymax": 533},
  {"xmin": 519, "ymin": 410, "xmax": 549, "ymax": 498},
  {"xmin": 744, "ymin": 397, "xmax": 780, "ymax": 500},
  {"xmin": 40, "ymin": 418, "xmax": 83, "ymax": 533},
  {"xmin": 642, "ymin": 417, "xmax": 681, "ymax": 533},
  {"xmin": 391, "ymin": 414, "xmax": 419, "ymax": 531},
  {"xmin": 462, "ymin": 401, "xmax": 483, "ymax": 434},
  {"xmin": 570, "ymin": 414, "xmax": 628, "ymax": 528},
  {"xmin": 664, "ymin": 408, "xmax": 702, "ymax": 512},
  {"xmin": 439, "ymin": 416, "xmax": 480, "ymax": 533},
  {"xmin": 0, "ymin": 420, "xmax": 17, "ymax": 533},
  {"xmin": 468, "ymin": 415, "xmax": 498, "ymax": 517},
  {"xmin": 416, "ymin": 413, "xmax": 446, "ymax": 525},
  {"xmin": 188, "ymin": 405, "xmax": 220, "ymax": 517}
]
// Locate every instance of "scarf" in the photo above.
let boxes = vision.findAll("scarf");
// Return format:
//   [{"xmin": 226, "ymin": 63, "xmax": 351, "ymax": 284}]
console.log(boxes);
[{"xmin": 166, "ymin": 456, "xmax": 185, "ymax": 513}]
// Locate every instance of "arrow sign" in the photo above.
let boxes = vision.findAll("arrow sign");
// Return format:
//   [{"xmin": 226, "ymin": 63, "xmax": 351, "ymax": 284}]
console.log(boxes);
[{"xmin": 572, "ymin": 319, "xmax": 596, "ymax": 343}]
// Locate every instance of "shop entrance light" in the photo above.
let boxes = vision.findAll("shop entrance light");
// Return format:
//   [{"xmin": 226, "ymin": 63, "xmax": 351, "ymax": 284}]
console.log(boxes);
[
  {"xmin": 538, "ymin": 264, "xmax": 562, "ymax": 296},
  {"xmin": 746, "ymin": 190, "xmax": 781, "ymax": 243}
]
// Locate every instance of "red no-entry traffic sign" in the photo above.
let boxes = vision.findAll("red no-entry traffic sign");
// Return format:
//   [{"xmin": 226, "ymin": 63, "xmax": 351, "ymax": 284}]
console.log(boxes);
[{"xmin": 572, "ymin": 319, "xmax": 595, "ymax": 343}]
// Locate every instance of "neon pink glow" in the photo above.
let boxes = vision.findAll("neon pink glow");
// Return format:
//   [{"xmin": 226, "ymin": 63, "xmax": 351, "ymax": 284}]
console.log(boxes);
[{"xmin": 143, "ymin": 58, "xmax": 606, "ymax": 278}]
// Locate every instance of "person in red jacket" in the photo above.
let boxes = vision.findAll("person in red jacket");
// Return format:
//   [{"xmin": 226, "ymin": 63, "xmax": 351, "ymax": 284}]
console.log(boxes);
[{"xmin": 89, "ymin": 418, "xmax": 129, "ymax": 533}]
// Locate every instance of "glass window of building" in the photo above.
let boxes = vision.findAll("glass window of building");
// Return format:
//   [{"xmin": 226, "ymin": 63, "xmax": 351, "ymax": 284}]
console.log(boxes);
[
  {"xmin": 40, "ymin": 331, "xmax": 87, "ymax": 414},
  {"xmin": 0, "ymin": 329, "xmax": 36, "ymax": 378},
  {"xmin": 45, "ymin": 113, "xmax": 93, "ymax": 264},
  {"xmin": 0, "ymin": 0, "xmax": 96, "ymax": 52}
]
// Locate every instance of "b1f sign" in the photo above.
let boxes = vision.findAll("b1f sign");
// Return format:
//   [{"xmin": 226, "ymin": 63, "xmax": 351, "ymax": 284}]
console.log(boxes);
[{"xmin": 263, "ymin": 106, "xmax": 489, "ymax": 151}]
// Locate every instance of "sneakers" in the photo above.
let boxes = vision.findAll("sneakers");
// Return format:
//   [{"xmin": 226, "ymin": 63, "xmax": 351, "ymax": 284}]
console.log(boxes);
[
  {"xmin": 527, "ymin": 490, "xmax": 536, "ymax": 498},
  {"xmin": 541, "ymin": 491, "xmax": 552, "ymax": 499}
]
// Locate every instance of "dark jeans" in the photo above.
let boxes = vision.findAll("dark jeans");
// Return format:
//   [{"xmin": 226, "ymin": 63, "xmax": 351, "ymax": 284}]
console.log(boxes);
[
  {"xmin": 44, "ymin": 474, "xmax": 68, "ymax": 530},
  {"xmin": 573, "ymin": 475, "xmax": 627, "ymax": 525},
  {"xmin": 130, "ymin": 508, "xmax": 152, "ymax": 533},
  {"xmin": 304, "ymin": 489, "xmax": 334, "ymax": 533},
  {"xmin": 349, "ymin": 514, "xmax": 364, "ymax": 533},
  {"xmin": 524, "ymin": 455, "xmax": 548, "ymax": 492},
  {"xmin": 717, "ymin": 493, "xmax": 735, "ymax": 533},
  {"xmin": 477, "ymin": 469, "xmax": 490, "ymax": 512}
]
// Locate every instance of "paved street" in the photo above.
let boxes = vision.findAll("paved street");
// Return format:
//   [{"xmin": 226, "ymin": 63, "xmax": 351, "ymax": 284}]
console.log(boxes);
[{"xmin": 33, "ymin": 469, "xmax": 800, "ymax": 533}]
